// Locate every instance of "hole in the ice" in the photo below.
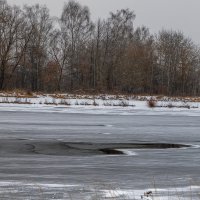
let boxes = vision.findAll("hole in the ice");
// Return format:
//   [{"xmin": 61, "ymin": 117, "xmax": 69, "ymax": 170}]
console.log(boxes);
[
  {"xmin": 0, "ymin": 140, "xmax": 191, "ymax": 156},
  {"xmin": 99, "ymin": 148, "xmax": 124, "ymax": 155}
]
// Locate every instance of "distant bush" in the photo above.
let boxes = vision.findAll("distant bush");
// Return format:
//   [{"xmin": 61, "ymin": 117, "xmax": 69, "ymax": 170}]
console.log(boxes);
[{"xmin": 147, "ymin": 99, "xmax": 157, "ymax": 108}]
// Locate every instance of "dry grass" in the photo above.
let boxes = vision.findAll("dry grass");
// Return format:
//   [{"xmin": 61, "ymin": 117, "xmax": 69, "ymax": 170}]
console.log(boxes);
[
  {"xmin": 0, "ymin": 89, "xmax": 36, "ymax": 98},
  {"xmin": 79, "ymin": 101, "xmax": 92, "ymax": 106},
  {"xmin": 113, "ymin": 100, "xmax": 133, "ymax": 107},
  {"xmin": 0, "ymin": 97, "xmax": 31, "ymax": 104},
  {"xmin": 50, "ymin": 94, "xmax": 67, "ymax": 99},
  {"xmin": 103, "ymin": 101, "xmax": 113, "ymax": 106},
  {"xmin": 1, "ymin": 90, "xmax": 200, "ymax": 103},
  {"xmin": 156, "ymin": 103, "xmax": 198, "ymax": 109}
]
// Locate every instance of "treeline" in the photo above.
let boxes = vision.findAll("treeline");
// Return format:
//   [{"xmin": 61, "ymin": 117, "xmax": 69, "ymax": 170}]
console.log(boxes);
[{"xmin": 0, "ymin": 0, "xmax": 200, "ymax": 96}]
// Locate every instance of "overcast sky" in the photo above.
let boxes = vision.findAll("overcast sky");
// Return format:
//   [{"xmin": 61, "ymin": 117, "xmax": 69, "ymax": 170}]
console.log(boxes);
[{"xmin": 7, "ymin": 0, "xmax": 200, "ymax": 44}]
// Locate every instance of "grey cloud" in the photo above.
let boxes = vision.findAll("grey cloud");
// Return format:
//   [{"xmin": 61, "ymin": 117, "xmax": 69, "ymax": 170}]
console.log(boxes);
[{"xmin": 7, "ymin": 0, "xmax": 200, "ymax": 44}]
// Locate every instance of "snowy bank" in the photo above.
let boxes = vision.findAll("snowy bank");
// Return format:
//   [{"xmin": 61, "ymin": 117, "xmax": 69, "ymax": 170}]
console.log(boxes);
[{"xmin": 0, "ymin": 93, "xmax": 199, "ymax": 116}]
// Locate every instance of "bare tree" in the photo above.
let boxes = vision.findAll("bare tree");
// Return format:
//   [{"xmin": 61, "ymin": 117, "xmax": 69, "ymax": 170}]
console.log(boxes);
[
  {"xmin": 49, "ymin": 28, "xmax": 69, "ymax": 91},
  {"xmin": 120, "ymin": 26, "xmax": 155, "ymax": 94},
  {"xmin": 23, "ymin": 4, "xmax": 53, "ymax": 91},
  {"xmin": 0, "ymin": 0, "xmax": 33, "ymax": 89},
  {"xmin": 156, "ymin": 30, "xmax": 200, "ymax": 95},
  {"xmin": 102, "ymin": 9, "xmax": 135, "ymax": 91},
  {"xmin": 59, "ymin": 0, "xmax": 94, "ymax": 91}
]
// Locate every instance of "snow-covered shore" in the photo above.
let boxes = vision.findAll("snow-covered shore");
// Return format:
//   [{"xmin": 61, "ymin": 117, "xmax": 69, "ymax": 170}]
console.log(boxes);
[{"xmin": 0, "ymin": 93, "xmax": 200, "ymax": 116}]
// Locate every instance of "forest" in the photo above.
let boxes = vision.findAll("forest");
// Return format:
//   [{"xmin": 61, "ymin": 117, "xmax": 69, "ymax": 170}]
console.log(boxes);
[{"xmin": 0, "ymin": 0, "xmax": 200, "ymax": 96}]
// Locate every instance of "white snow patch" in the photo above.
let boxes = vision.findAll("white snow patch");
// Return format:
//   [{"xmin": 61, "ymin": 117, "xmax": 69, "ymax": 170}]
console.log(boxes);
[
  {"xmin": 117, "ymin": 149, "xmax": 138, "ymax": 156},
  {"xmin": 191, "ymin": 144, "xmax": 200, "ymax": 149},
  {"xmin": 101, "ymin": 132, "xmax": 112, "ymax": 135},
  {"xmin": 0, "ymin": 181, "xmax": 79, "ymax": 188},
  {"xmin": 102, "ymin": 189, "xmax": 141, "ymax": 199},
  {"xmin": 105, "ymin": 124, "xmax": 113, "ymax": 127}
]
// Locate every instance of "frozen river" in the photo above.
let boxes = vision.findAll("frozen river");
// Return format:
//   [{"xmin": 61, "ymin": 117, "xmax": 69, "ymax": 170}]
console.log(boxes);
[{"xmin": 0, "ymin": 109, "xmax": 200, "ymax": 199}]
